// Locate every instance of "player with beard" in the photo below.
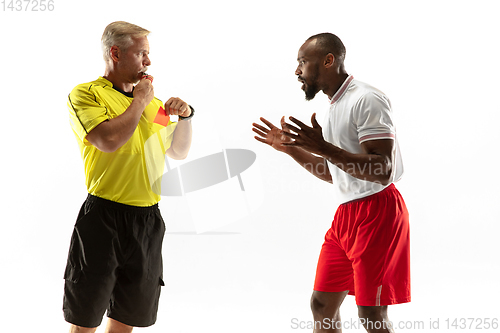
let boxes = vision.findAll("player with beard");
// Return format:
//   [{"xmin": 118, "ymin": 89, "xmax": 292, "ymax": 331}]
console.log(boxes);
[
  {"xmin": 253, "ymin": 33, "xmax": 409, "ymax": 333},
  {"xmin": 64, "ymin": 21, "xmax": 194, "ymax": 333}
]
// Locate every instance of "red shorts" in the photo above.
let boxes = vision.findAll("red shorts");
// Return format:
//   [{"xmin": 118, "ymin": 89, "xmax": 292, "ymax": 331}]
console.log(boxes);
[{"xmin": 314, "ymin": 184, "xmax": 410, "ymax": 306}]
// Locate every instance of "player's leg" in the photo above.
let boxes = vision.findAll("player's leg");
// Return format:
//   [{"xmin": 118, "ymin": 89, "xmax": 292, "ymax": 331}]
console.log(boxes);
[
  {"xmin": 311, "ymin": 290, "xmax": 348, "ymax": 332},
  {"xmin": 357, "ymin": 305, "xmax": 394, "ymax": 333},
  {"xmin": 312, "ymin": 218, "xmax": 355, "ymax": 333},
  {"xmin": 68, "ymin": 324, "xmax": 97, "ymax": 333},
  {"xmin": 350, "ymin": 185, "xmax": 409, "ymax": 333},
  {"xmin": 104, "ymin": 318, "xmax": 134, "ymax": 333}
]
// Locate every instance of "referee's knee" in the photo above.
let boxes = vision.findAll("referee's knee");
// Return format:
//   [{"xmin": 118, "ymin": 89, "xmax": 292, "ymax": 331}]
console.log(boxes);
[{"xmin": 69, "ymin": 324, "xmax": 98, "ymax": 333}]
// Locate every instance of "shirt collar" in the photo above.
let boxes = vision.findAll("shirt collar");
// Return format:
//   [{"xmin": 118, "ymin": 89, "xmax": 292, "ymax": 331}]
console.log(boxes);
[
  {"xmin": 98, "ymin": 76, "xmax": 134, "ymax": 98},
  {"xmin": 330, "ymin": 74, "xmax": 354, "ymax": 105}
]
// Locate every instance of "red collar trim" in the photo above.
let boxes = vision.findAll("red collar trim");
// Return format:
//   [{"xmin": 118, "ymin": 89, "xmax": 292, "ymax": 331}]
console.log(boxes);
[{"xmin": 330, "ymin": 75, "xmax": 354, "ymax": 105}]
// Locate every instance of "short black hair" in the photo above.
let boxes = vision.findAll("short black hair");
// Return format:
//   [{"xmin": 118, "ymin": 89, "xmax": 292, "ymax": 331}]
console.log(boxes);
[{"xmin": 306, "ymin": 33, "xmax": 346, "ymax": 69}]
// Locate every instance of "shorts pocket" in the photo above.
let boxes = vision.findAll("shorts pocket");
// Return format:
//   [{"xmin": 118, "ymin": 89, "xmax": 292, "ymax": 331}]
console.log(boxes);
[{"xmin": 64, "ymin": 265, "xmax": 81, "ymax": 284}]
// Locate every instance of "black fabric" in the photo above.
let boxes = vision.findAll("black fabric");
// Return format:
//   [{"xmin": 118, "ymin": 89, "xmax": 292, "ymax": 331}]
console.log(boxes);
[{"xmin": 63, "ymin": 194, "xmax": 165, "ymax": 328}]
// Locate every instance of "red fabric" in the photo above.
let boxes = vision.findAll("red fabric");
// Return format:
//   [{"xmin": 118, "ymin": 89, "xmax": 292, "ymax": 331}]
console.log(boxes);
[{"xmin": 314, "ymin": 184, "xmax": 410, "ymax": 306}]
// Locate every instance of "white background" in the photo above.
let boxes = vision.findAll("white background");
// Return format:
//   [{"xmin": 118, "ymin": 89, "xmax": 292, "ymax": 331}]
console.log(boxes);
[{"xmin": 1, "ymin": 0, "xmax": 499, "ymax": 332}]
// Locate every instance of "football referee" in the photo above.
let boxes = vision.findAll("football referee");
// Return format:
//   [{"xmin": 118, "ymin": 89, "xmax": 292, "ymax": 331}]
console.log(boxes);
[{"xmin": 64, "ymin": 21, "xmax": 194, "ymax": 333}]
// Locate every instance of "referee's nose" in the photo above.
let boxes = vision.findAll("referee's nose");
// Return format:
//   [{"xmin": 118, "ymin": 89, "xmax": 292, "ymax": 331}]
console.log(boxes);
[{"xmin": 144, "ymin": 54, "xmax": 151, "ymax": 67}]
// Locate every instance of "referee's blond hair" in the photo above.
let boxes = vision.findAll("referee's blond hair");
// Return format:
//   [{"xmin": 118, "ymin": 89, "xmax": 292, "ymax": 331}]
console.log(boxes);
[{"xmin": 101, "ymin": 21, "xmax": 150, "ymax": 62}]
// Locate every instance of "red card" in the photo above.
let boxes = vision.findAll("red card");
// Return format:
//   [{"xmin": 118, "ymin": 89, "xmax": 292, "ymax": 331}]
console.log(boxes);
[{"xmin": 153, "ymin": 106, "xmax": 170, "ymax": 126}]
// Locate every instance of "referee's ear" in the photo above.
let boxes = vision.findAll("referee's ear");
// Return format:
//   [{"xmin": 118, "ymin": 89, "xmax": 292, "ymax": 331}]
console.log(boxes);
[{"xmin": 109, "ymin": 45, "xmax": 121, "ymax": 63}]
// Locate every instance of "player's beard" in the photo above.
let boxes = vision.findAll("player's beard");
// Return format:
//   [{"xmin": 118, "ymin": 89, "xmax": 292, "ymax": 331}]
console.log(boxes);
[{"xmin": 303, "ymin": 65, "xmax": 321, "ymax": 101}]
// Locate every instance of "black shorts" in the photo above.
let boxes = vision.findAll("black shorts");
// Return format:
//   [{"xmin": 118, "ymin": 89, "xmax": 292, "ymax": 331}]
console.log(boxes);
[{"xmin": 63, "ymin": 194, "xmax": 165, "ymax": 328}]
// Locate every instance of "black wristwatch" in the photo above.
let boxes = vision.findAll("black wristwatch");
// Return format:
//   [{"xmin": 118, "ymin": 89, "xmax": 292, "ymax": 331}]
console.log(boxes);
[{"xmin": 179, "ymin": 105, "xmax": 195, "ymax": 121}]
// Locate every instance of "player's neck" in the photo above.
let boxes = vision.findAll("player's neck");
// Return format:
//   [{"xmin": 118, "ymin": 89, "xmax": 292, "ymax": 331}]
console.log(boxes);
[{"xmin": 324, "ymin": 72, "xmax": 349, "ymax": 100}]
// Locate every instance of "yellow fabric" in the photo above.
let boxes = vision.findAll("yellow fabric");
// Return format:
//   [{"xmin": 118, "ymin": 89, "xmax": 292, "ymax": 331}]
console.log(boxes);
[{"xmin": 68, "ymin": 77, "xmax": 177, "ymax": 206}]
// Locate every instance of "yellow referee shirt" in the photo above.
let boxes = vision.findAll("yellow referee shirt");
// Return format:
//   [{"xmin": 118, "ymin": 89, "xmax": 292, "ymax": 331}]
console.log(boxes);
[{"xmin": 68, "ymin": 76, "xmax": 177, "ymax": 206}]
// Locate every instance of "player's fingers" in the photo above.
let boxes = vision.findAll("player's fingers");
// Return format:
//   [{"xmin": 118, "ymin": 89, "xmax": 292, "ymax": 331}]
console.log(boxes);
[
  {"xmin": 288, "ymin": 116, "xmax": 308, "ymax": 129},
  {"xmin": 281, "ymin": 131, "xmax": 298, "ymax": 139},
  {"xmin": 280, "ymin": 116, "xmax": 287, "ymax": 128},
  {"xmin": 282, "ymin": 122, "xmax": 301, "ymax": 134},
  {"xmin": 254, "ymin": 136, "xmax": 270, "ymax": 145},
  {"xmin": 252, "ymin": 127, "xmax": 268, "ymax": 138},
  {"xmin": 280, "ymin": 116, "xmax": 291, "ymax": 133},
  {"xmin": 252, "ymin": 123, "xmax": 269, "ymax": 134},
  {"xmin": 260, "ymin": 117, "xmax": 276, "ymax": 129},
  {"xmin": 311, "ymin": 113, "xmax": 321, "ymax": 128}
]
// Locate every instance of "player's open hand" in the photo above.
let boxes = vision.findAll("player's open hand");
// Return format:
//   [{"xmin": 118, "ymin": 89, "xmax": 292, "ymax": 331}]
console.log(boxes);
[
  {"xmin": 252, "ymin": 117, "xmax": 294, "ymax": 154},
  {"xmin": 165, "ymin": 97, "xmax": 191, "ymax": 118},
  {"xmin": 281, "ymin": 113, "xmax": 328, "ymax": 155},
  {"xmin": 134, "ymin": 76, "xmax": 155, "ymax": 107}
]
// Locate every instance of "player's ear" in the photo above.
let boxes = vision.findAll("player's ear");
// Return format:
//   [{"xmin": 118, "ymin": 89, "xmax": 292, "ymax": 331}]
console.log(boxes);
[
  {"xmin": 109, "ymin": 45, "xmax": 120, "ymax": 62},
  {"xmin": 324, "ymin": 53, "xmax": 335, "ymax": 68}
]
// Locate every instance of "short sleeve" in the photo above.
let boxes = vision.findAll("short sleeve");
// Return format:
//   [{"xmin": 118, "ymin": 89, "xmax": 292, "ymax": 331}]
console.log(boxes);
[
  {"xmin": 68, "ymin": 84, "xmax": 109, "ymax": 145},
  {"xmin": 353, "ymin": 92, "xmax": 396, "ymax": 144}
]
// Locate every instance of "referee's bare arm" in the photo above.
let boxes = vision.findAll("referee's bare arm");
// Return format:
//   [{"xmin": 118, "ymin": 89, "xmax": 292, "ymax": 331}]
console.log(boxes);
[
  {"xmin": 164, "ymin": 97, "xmax": 193, "ymax": 160},
  {"xmin": 86, "ymin": 78, "xmax": 154, "ymax": 153}
]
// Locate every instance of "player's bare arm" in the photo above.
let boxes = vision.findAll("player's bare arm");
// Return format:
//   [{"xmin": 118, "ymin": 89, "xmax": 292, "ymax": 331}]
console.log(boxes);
[
  {"xmin": 86, "ymin": 77, "xmax": 154, "ymax": 153},
  {"xmin": 252, "ymin": 116, "xmax": 332, "ymax": 183},
  {"xmin": 165, "ymin": 97, "xmax": 193, "ymax": 160},
  {"xmin": 282, "ymin": 113, "xmax": 393, "ymax": 185}
]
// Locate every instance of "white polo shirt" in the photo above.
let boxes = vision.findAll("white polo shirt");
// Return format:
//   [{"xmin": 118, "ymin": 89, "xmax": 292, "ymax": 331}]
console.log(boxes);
[{"xmin": 322, "ymin": 75, "xmax": 404, "ymax": 204}]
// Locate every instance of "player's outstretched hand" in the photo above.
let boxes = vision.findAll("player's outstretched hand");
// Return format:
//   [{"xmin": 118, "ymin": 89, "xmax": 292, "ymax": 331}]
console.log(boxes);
[
  {"xmin": 281, "ymin": 113, "xmax": 326, "ymax": 155},
  {"xmin": 134, "ymin": 76, "xmax": 155, "ymax": 107},
  {"xmin": 165, "ymin": 97, "xmax": 191, "ymax": 118},
  {"xmin": 252, "ymin": 116, "xmax": 294, "ymax": 154}
]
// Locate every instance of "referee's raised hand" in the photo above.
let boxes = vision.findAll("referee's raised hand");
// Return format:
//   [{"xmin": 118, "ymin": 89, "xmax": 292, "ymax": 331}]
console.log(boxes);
[{"xmin": 134, "ymin": 75, "xmax": 154, "ymax": 107}]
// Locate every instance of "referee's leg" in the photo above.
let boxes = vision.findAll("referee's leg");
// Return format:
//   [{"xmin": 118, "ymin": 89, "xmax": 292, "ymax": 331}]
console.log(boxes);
[
  {"xmin": 104, "ymin": 318, "xmax": 133, "ymax": 333},
  {"xmin": 68, "ymin": 324, "xmax": 96, "ymax": 333},
  {"xmin": 68, "ymin": 318, "xmax": 133, "ymax": 333}
]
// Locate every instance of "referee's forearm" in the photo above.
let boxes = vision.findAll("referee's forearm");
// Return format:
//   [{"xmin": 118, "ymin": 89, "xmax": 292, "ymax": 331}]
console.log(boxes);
[
  {"xmin": 86, "ymin": 98, "xmax": 147, "ymax": 153},
  {"xmin": 167, "ymin": 119, "xmax": 192, "ymax": 160}
]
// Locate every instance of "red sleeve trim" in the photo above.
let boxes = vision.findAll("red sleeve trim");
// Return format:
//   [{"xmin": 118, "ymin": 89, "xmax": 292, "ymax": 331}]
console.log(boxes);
[{"xmin": 359, "ymin": 133, "xmax": 395, "ymax": 143}]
